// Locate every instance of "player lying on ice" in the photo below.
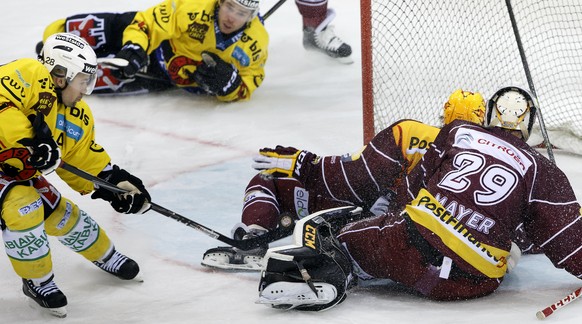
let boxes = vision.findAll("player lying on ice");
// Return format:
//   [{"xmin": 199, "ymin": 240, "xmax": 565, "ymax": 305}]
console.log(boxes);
[
  {"xmin": 37, "ymin": 0, "xmax": 268, "ymax": 102},
  {"xmin": 201, "ymin": 88, "xmax": 539, "ymax": 271},
  {"xmin": 0, "ymin": 33, "xmax": 151, "ymax": 318},
  {"xmin": 253, "ymin": 86, "xmax": 582, "ymax": 310}
]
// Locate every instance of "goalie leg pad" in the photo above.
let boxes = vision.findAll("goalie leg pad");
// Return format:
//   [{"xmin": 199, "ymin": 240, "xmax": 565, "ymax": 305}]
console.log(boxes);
[
  {"xmin": 258, "ymin": 207, "xmax": 356, "ymax": 311},
  {"xmin": 257, "ymin": 281, "xmax": 338, "ymax": 310}
]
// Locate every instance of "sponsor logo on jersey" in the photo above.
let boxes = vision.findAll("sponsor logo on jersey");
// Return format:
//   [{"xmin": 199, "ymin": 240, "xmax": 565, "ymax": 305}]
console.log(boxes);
[
  {"xmin": 1, "ymin": 75, "xmax": 25, "ymax": 102},
  {"xmin": 241, "ymin": 34, "xmax": 263, "ymax": 62},
  {"xmin": 56, "ymin": 113, "xmax": 84, "ymax": 141},
  {"xmin": 454, "ymin": 128, "xmax": 531, "ymax": 174},
  {"xmin": 154, "ymin": 3, "xmax": 171, "ymax": 24},
  {"xmin": 187, "ymin": 21, "xmax": 209, "ymax": 43},
  {"xmin": 294, "ymin": 187, "xmax": 309, "ymax": 218},
  {"xmin": 34, "ymin": 92, "xmax": 57, "ymax": 116},
  {"xmin": 406, "ymin": 136, "xmax": 433, "ymax": 155}
]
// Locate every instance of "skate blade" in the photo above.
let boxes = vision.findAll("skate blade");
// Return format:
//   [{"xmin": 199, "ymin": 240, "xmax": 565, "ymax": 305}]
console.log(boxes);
[
  {"xmin": 131, "ymin": 274, "xmax": 145, "ymax": 283},
  {"xmin": 27, "ymin": 298, "xmax": 67, "ymax": 318},
  {"xmin": 48, "ymin": 307, "xmax": 67, "ymax": 318},
  {"xmin": 336, "ymin": 55, "xmax": 354, "ymax": 65},
  {"xmin": 201, "ymin": 253, "xmax": 263, "ymax": 271}
]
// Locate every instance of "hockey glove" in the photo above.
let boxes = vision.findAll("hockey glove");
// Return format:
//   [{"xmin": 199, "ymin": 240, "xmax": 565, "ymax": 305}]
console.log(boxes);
[
  {"xmin": 91, "ymin": 165, "xmax": 151, "ymax": 214},
  {"xmin": 192, "ymin": 51, "xmax": 242, "ymax": 96},
  {"xmin": 113, "ymin": 42, "xmax": 148, "ymax": 79},
  {"xmin": 18, "ymin": 113, "xmax": 61, "ymax": 175},
  {"xmin": 251, "ymin": 146, "xmax": 317, "ymax": 178}
]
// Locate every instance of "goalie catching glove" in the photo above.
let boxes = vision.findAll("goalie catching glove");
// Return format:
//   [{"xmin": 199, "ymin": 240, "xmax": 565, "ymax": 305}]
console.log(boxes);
[
  {"xmin": 91, "ymin": 164, "xmax": 151, "ymax": 214},
  {"xmin": 191, "ymin": 51, "xmax": 242, "ymax": 96},
  {"xmin": 252, "ymin": 146, "xmax": 317, "ymax": 179},
  {"xmin": 18, "ymin": 113, "xmax": 61, "ymax": 175}
]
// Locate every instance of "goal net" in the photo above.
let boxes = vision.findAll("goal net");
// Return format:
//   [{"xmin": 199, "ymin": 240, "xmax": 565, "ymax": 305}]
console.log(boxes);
[{"xmin": 361, "ymin": 0, "xmax": 582, "ymax": 154}]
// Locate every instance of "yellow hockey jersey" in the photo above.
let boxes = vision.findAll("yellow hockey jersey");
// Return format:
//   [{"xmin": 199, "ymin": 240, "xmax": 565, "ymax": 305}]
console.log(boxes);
[
  {"xmin": 0, "ymin": 58, "xmax": 110, "ymax": 194},
  {"xmin": 124, "ymin": 0, "xmax": 269, "ymax": 101}
]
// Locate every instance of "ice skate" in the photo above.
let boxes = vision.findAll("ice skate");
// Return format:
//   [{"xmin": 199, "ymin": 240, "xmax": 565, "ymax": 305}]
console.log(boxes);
[
  {"xmin": 22, "ymin": 275, "xmax": 68, "ymax": 318},
  {"xmin": 94, "ymin": 248, "xmax": 141, "ymax": 281},
  {"xmin": 303, "ymin": 9, "xmax": 353, "ymax": 64},
  {"xmin": 201, "ymin": 246, "xmax": 265, "ymax": 271},
  {"xmin": 202, "ymin": 224, "xmax": 268, "ymax": 271}
]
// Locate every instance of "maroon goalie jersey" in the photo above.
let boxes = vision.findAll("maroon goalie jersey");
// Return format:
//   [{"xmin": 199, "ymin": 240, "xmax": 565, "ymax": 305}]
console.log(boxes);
[{"xmin": 409, "ymin": 120, "xmax": 582, "ymax": 278}]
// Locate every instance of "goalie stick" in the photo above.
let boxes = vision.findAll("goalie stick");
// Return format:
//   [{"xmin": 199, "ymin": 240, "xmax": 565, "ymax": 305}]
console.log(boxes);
[
  {"xmin": 536, "ymin": 287, "xmax": 582, "ymax": 320},
  {"xmin": 59, "ymin": 162, "xmax": 289, "ymax": 250}
]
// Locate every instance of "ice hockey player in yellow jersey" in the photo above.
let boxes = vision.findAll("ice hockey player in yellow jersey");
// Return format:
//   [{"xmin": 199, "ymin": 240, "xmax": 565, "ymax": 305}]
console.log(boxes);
[
  {"xmin": 39, "ymin": 0, "xmax": 269, "ymax": 102},
  {"xmin": 0, "ymin": 33, "xmax": 151, "ymax": 318}
]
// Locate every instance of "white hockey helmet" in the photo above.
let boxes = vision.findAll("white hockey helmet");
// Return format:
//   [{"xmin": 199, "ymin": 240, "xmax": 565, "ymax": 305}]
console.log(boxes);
[
  {"xmin": 485, "ymin": 86, "xmax": 537, "ymax": 140},
  {"xmin": 39, "ymin": 33, "xmax": 98, "ymax": 95},
  {"xmin": 221, "ymin": 0, "xmax": 260, "ymax": 19}
]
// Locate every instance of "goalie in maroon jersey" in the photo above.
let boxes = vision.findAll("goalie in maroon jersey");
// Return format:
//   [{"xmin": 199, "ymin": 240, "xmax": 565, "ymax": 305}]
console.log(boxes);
[
  {"xmin": 255, "ymin": 86, "xmax": 582, "ymax": 311},
  {"xmin": 201, "ymin": 89, "xmax": 488, "ymax": 270}
]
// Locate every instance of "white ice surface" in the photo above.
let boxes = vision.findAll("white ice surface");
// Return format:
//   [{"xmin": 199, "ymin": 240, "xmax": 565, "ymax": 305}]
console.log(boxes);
[{"xmin": 0, "ymin": 1, "xmax": 581, "ymax": 323}]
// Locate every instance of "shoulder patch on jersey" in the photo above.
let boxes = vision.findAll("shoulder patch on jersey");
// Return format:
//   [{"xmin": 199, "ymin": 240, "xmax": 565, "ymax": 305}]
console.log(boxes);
[
  {"xmin": 187, "ymin": 21, "xmax": 209, "ymax": 43},
  {"xmin": 231, "ymin": 46, "xmax": 250, "ymax": 67}
]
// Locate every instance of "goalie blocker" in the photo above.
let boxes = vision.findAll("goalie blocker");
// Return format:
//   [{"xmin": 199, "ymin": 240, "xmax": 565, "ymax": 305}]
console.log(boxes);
[{"xmin": 257, "ymin": 206, "xmax": 359, "ymax": 311}]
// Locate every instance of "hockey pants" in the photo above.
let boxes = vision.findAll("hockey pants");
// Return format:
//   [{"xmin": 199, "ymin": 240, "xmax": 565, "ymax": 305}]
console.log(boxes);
[{"xmin": 1, "ymin": 177, "xmax": 113, "ymax": 280}]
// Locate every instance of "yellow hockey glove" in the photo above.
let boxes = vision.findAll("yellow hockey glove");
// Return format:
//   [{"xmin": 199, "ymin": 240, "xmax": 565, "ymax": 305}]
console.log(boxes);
[{"xmin": 252, "ymin": 146, "xmax": 314, "ymax": 178}]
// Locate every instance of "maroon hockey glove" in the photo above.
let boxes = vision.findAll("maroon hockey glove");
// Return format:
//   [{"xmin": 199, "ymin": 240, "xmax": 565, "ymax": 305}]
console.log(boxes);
[
  {"xmin": 113, "ymin": 42, "xmax": 148, "ymax": 79},
  {"xmin": 18, "ymin": 113, "xmax": 61, "ymax": 175},
  {"xmin": 192, "ymin": 51, "xmax": 242, "ymax": 96},
  {"xmin": 91, "ymin": 165, "xmax": 151, "ymax": 214},
  {"xmin": 251, "ymin": 146, "xmax": 317, "ymax": 179}
]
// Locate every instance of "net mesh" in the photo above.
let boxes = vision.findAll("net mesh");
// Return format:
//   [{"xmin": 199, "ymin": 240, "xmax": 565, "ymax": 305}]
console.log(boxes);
[{"xmin": 365, "ymin": 0, "xmax": 582, "ymax": 151}]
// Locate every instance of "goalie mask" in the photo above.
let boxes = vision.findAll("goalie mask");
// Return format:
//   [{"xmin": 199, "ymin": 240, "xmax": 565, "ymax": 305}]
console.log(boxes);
[
  {"xmin": 485, "ymin": 86, "xmax": 537, "ymax": 141},
  {"xmin": 39, "ymin": 33, "xmax": 98, "ymax": 95},
  {"xmin": 443, "ymin": 89, "xmax": 486, "ymax": 125}
]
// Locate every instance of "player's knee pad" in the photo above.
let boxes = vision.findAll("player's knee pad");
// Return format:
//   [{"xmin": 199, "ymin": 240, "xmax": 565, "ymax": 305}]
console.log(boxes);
[
  {"xmin": 1, "ymin": 185, "xmax": 52, "ymax": 279},
  {"xmin": 258, "ymin": 207, "xmax": 356, "ymax": 311},
  {"xmin": 44, "ymin": 198, "xmax": 112, "ymax": 262}
]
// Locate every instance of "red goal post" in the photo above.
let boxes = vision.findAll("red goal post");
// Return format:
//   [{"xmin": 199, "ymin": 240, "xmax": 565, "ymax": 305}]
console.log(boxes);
[{"xmin": 361, "ymin": 0, "xmax": 582, "ymax": 156}]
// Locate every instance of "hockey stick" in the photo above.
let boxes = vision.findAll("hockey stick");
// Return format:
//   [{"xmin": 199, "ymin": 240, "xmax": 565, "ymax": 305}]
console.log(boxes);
[
  {"xmin": 262, "ymin": 0, "xmax": 287, "ymax": 20},
  {"xmin": 505, "ymin": 0, "xmax": 555, "ymax": 164},
  {"xmin": 59, "ymin": 162, "xmax": 288, "ymax": 250},
  {"xmin": 97, "ymin": 58, "xmax": 171, "ymax": 84},
  {"xmin": 536, "ymin": 287, "xmax": 582, "ymax": 319}
]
